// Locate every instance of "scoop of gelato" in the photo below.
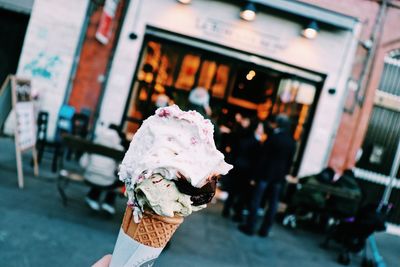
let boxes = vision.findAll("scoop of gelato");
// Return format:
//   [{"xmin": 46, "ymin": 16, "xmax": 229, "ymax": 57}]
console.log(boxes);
[
  {"xmin": 135, "ymin": 174, "xmax": 205, "ymax": 217},
  {"xmin": 119, "ymin": 105, "xmax": 232, "ymax": 193}
]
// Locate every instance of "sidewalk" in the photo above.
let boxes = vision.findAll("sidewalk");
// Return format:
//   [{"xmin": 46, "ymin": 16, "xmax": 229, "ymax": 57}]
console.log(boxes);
[{"xmin": 0, "ymin": 137, "xmax": 399, "ymax": 267}]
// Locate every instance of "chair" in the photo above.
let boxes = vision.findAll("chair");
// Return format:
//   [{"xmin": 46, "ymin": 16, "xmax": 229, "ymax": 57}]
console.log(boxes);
[
  {"xmin": 51, "ymin": 105, "xmax": 75, "ymax": 172},
  {"xmin": 80, "ymin": 107, "xmax": 93, "ymax": 138},
  {"xmin": 80, "ymin": 107, "xmax": 92, "ymax": 118},
  {"xmin": 35, "ymin": 111, "xmax": 49, "ymax": 164},
  {"xmin": 65, "ymin": 112, "xmax": 90, "ymax": 160},
  {"xmin": 56, "ymin": 105, "xmax": 76, "ymax": 137},
  {"xmin": 57, "ymin": 134, "xmax": 125, "ymax": 206}
]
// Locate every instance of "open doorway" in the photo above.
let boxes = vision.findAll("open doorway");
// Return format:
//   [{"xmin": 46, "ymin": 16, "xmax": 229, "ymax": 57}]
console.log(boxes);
[
  {"xmin": 0, "ymin": 7, "xmax": 30, "ymax": 84},
  {"xmin": 121, "ymin": 34, "xmax": 324, "ymax": 174}
]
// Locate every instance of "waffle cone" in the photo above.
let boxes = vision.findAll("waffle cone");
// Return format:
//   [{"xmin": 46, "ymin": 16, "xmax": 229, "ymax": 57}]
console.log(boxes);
[{"xmin": 121, "ymin": 206, "xmax": 184, "ymax": 248}]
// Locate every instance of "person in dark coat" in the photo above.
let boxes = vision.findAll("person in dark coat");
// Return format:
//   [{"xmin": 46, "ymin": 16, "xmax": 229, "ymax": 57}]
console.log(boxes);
[
  {"xmin": 219, "ymin": 113, "xmax": 251, "ymax": 187},
  {"xmin": 239, "ymin": 114, "xmax": 296, "ymax": 236},
  {"xmin": 222, "ymin": 119, "xmax": 263, "ymax": 221}
]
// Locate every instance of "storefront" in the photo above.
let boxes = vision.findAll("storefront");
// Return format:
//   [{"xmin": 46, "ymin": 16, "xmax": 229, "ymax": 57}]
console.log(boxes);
[
  {"xmin": 98, "ymin": 0, "xmax": 361, "ymax": 177},
  {"xmin": 11, "ymin": 0, "xmax": 361, "ymax": 177},
  {"xmin": 121, "ymin": 27, "xmax": 324, "ymax": 174},
  {"xmin": 12, "ymin": 0, "xmax": 400, "ymax": 226}
]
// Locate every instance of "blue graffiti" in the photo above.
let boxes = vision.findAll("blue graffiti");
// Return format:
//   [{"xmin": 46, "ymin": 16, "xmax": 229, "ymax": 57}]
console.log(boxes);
[{"xmin": 23, "ymin": 52, "xmax": 61, "ymax": 80}]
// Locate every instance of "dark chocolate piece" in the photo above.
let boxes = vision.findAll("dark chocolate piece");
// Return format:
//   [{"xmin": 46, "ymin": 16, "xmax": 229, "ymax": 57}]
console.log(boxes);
[{"xmin": 174, "ymin": 176, "xmax": 217, "ymax": 206}]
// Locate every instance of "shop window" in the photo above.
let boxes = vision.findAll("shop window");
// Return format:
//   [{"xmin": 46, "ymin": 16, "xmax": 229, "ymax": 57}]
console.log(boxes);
[
  {"xmin": 272, "ymin": 79, "xmax": 317, "ymax": 141},
  {"xmin": 121, "ymin": 36, "xmax": 323, "ymax": 178},
  {"xmin": 137, "ymin": 41, "xmax": 162, "ymax": 84},
  {"xmin": 230, "ymin": 67, "xmax": 279, "ymax": 106},
  {"xmin": 175, "ymin": 54, "xmax": 201, "ymax": 90},
  {"xmin": 128, "ymin": 40, "xmax": 233, "ymax": 123},
  {"xmin": 356, "ymin": 51, "xmax": 400, "ymax": 177},
  {"xmin": 197, "ymin": 60, "xmax": 217, "ymax": 89},
  {"xmin": 153, "ymin": 47, "xmax": 179, "ymax": 89},
  {"xmin": 123, "ymin": 38, "xmax": 320, "ymax": 159},
  {"xmin": 211, "ymin": 64, "xmax": 230, "ymax": 99}
]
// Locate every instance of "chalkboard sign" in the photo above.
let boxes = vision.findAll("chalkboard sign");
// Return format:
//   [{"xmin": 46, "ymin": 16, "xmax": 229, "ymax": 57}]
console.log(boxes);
[
  {"xmin": 0, "ymin": 75, "xmax": 38, "ymax": 188},
  {"xmin": 12, "ymin": 77, "xmax": 37, "ymax": 151}
]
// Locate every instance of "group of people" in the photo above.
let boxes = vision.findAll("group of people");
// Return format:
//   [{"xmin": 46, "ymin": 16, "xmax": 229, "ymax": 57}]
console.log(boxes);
[
  {"xmin": 221, "ymin": 112, "xmax": 296, "ymax": 237},
  {"xmin": 81, "ymin": 86, "xmax": 297, "ymax": 237}
]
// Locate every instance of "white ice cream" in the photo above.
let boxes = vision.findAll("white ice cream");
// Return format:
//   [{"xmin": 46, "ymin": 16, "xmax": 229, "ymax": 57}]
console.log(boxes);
[
  {"xmin": 119, "ymin": 105, "xmax": 232, "ymax": 211},
  {"xmin": 134, "ymin": 174, "xmax": 205, "ymax": 218}
]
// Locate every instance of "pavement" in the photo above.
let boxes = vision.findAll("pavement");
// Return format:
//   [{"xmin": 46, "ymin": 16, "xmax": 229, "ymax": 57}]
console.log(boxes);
[{"xmin": 0, "ymin": 136, "xmax": 399, "ymax": 267}]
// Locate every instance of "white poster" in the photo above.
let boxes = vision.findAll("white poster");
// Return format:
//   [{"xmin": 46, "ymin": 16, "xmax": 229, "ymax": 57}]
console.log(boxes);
[
  {"xmin": 96, "ymin": 0, "xmax": 120, "ymax": 44},
  {"xmin": 296, "ymin": 83, "xmax": 316, "ymax": 105},
  {"xmin": 15, "ymin": 102, "xmax": 36, "ymax": 151}
]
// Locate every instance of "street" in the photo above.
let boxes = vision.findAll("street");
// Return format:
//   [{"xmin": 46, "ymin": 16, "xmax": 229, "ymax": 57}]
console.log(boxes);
[{"xmin": 0, "ymin": 137, "xmax": 398, "ymax": 267}]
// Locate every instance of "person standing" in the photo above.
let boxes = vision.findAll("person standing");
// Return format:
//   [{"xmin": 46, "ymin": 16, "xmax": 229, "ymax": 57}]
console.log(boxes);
[
  {"xmin": 222, "ymin": 119, "xmax": 263, "ymax": 221},
  {"xmin": 239, "ymin": 114, "xmax": 296, "ymax": 237},
  {"xmin": 187, "ymin": 86, "xmax": 212, "ymax": 118}
]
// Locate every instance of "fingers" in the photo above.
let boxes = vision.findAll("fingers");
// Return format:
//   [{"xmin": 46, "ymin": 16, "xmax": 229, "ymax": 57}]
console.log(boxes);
[{"xmin": 92, "ymin": 254, "xmax": 112, "ymax": 267}]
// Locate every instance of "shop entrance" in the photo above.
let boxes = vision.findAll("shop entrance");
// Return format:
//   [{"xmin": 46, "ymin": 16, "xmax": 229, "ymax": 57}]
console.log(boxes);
[
  {"xmin": 121, "ymin": 31, "xmax": 325, "ymax": 174},
  {"xmin": 0, "ymin": 8, "xmax": 30, "ymax": 85}
]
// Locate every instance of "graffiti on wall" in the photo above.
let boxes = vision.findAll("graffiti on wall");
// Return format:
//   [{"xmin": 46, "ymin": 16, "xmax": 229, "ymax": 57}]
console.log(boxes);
[{"xmin": 23, "ymin": 52, "xmax": 62, "ymax": 85}]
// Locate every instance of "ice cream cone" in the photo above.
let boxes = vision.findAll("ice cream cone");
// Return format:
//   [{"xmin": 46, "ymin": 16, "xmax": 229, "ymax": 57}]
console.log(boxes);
[
  {"xmin": 110, "ymin": 206, "xmax": 184, "ymax": 267},
  {"xmin": 110, "ymin": 105, "xmax": 232, "ymax": 267},
  {"xmin": 122, "ymin": 206, "xmax": 184, "ymax": 248}
]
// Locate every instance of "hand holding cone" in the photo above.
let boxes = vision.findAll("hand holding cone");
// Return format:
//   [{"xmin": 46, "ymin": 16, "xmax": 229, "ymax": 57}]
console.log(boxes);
[{"xmin": 110, "ymin": 105, "xmax": 232, "ymax": 267}]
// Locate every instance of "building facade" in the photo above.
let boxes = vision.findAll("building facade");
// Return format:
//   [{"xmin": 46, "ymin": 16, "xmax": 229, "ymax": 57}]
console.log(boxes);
[
  {"xmin": 10, "ymin": 0, "xmax": 400, "ymax": 222},
  {"xmin": 94, "ymin": 0, "xmax": 361, "ymax": 179},
  {"xmin": 318, "ymin": 0, "xmax": 400, "ymax": 224}
]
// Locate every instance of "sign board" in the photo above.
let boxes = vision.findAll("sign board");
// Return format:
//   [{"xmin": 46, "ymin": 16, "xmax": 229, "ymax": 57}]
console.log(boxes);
[
  {"xmin": 195, "ymin": 18, "xmax": 288, "ymax": 54},
  {"xmin": 12, "ymin": 78, "xmax": 37, "ymax": 151},
  {"xmin": 96, "ymin": 0, "xmax": 120, "ymax": 44},
  {"xmin": 0, "ymin": 75, "xmax": 39, "ymax": 188},
  {"xmin": 15, "ymin": 102, "xmax": 37, "ymax": 150},
  {"xmin": 296, "ymin": 83, "xmax": 317, "ymax": 105}
]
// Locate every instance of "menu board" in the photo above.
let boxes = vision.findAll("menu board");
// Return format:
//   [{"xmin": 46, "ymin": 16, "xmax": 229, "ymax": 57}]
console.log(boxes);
[
  {"xmin": 15, "ymin": 102, "xmax": 36, "ymax": 150},
  {"xmin": 13, "ymin": 78, "xmax": 37, "ymax": 151},
  {"xmin": 0, "ymin": 75, "xmax": 39, "ymax": 188}
]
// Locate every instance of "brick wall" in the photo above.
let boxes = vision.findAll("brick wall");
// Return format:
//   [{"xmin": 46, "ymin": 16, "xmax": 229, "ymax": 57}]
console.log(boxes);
[
  {"xmin": 94, "ymin": 0, "xmax": 399, "ymax": 175},
  {"xmin": 345, "ymin": 3, "xmax": 400, "ymax": 168},
  {"xmin": 68, "ymin": 0, "xmax": 126, "ymax": 122},
  {"xmin": 300, "ymin": 0, "xmax": 400, "ymax": 172}
]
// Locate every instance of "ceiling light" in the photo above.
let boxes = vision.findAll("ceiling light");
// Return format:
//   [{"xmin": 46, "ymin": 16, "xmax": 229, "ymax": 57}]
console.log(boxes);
[
  {"xmin": 302, "ymin": 21, "xmax": 319, "ymax": 39},
  {"xmin": 177, "ymin": 0, "xmax": 191, "ymax": 4},
  {"xmin": 246, "ymin": 74, "xmax": 254, "ymax": 81},
  {"xmin": 240, "ymin": 2, "xmax": 256, "ymax": 21}
]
